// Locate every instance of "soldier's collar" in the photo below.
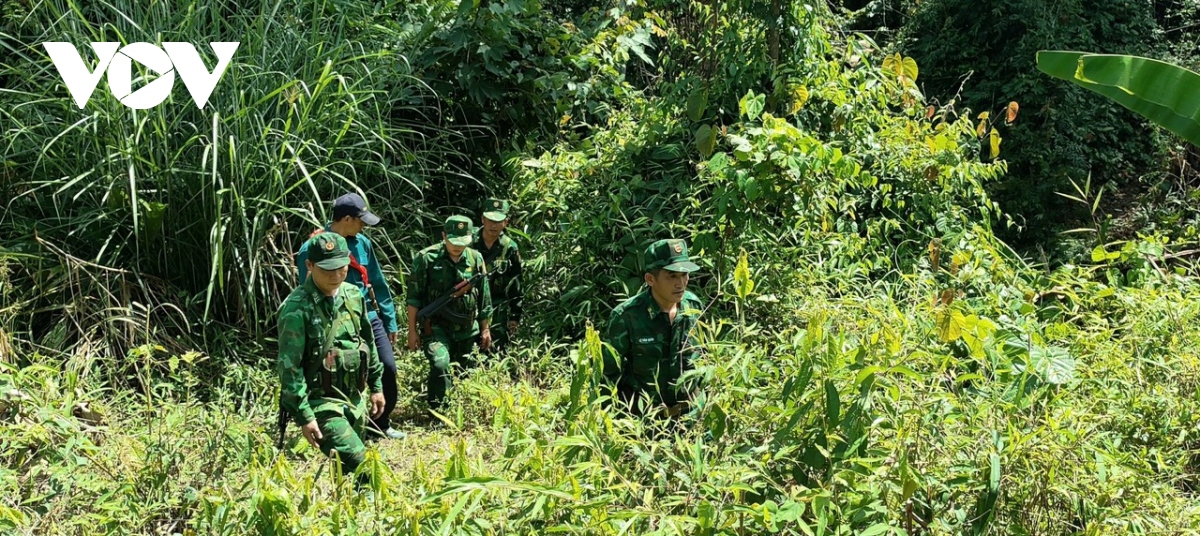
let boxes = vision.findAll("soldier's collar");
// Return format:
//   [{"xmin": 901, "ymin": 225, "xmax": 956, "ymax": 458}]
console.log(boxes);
[
  {"xmin": 439, "ymin": 243, "xmax": 469, "ymax": 264},
  {"xmin": 303, "ymin": 279, "xmax": 343, "ymax": 305}
]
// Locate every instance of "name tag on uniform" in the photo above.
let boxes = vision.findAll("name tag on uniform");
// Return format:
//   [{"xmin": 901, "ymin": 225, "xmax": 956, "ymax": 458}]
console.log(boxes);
[
  {"xmin": 638, "ymin": 337, "xmax": 655, "ymax": 344},
  {"xmin": 433, "ymin": 266, "xmax": 443, "ymax": 270}
]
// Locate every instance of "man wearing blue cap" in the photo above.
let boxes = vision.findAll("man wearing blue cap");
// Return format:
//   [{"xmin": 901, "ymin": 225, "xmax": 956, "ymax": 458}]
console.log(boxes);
[{"xmin": 297, "ymin": 192, "xmax": 405, "ymax": 440}]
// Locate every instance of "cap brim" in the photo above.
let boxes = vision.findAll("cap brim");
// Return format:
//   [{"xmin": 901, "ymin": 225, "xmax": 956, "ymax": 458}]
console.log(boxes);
[
  {"xmin": 360, "ymin": 211, "xmax": 381, "ymax": 226},
  {"xmin": 662, "ymin": 261, "xmax": 700, "ymax": 273},
  {"xmin": 483, "ymin": 211, "xmax": 507, "ymax": 222},
  {"xmin": 448, "ymin": 235, "xmax": 473, "ymax": 247},
  {"xmin": 315, "ymin": 257, "xmax": 351, "ymax": 270}
]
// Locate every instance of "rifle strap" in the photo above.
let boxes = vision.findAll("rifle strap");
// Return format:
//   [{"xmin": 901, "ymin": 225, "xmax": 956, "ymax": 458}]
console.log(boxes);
[{"xmin": 312, "ymin": 287, "xmax": 345, "ymax": 395}]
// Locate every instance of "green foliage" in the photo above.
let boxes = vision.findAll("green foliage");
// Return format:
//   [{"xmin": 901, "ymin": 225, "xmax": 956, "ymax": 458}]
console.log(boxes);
[
  {"xmin": 511, "ymin": 5, "xmax": 1006, "ymax": 336},
  {"xmin": 899, "ymin": 0, "xmax": 1166, "ymax": 246},
  {"xmin": 398, "ymin": 0, "xmax": 657, "ymax": 200},
  {"xmin": 4, "ymin": 0, "xmax": 1200, "ymax": 534},
  {"xmin": 0, "ymin": 0, "xmax": 459, "ymax": 353}
]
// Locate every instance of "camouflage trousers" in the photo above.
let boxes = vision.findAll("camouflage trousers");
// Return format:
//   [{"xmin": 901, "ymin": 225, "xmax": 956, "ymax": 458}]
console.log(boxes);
[
  {"xmin": 313, "ymin": 398, "xmax": 368, "ymax": 476},
  {"xmin": 423, "ymin": 326, "xmax": 477, "ymax": 410},
  {"xmin": 486, "ymin": 308, "xmax": 513, "ymax": 353}
]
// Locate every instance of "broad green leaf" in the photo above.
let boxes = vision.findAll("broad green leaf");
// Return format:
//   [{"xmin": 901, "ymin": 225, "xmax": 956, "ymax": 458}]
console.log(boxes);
[
  {"xmin": 824, "ymin": 380, "xmax": 840, "ymax": 426},
  {"xmin": 705, "ymin": 403, "xmax": 727, "ymax": 441},
  {"xmin": 744, "ymin": 176, "xmax": 760, "ymax": 200},
  {"xmin": 733, "ymin": 250, "xmax": 754, "ymax": 300},
  {"xmin": 861, "ymin": 524, "xmax": 892, "ymax": 536},
  {"xmin": 1037, "ymin": 50, "xmax": 1200, "ymax": 147},
  {"xmin": 1029, "ymin": 344, "xmax": 1076, "ymax": 384},
  {"xmin": 695, "ymin": 124, "xmax": 716, "ymax": 157},
  {"xmin": 687, "ymin": 90, "xmax": 708, "ymax": 122},
  {"xmin": 698, "ymin": 502, "xmax": 716, "ymax": 530},
  {"xmin": 708, "ymin": 152, "xmax": 729, "ymax": 173},
  {"xmin": 1091, "ymin": 245, "xmax": 1109, "ymax": 263},
  {"xmin": 740, "ymin": 90, "xmax": 765, "ymax": 120}
]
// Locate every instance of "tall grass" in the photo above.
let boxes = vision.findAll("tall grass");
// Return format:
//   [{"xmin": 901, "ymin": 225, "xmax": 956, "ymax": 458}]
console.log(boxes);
[{"xmin": 0, "ymin": 0, "xmax": 465, "ymax": 364}]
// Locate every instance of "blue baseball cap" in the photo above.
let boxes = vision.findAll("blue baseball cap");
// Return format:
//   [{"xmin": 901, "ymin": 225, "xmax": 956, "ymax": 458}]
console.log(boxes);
[{"xmin": 332, "ymin": 193, "xmax": 380, "ymax": 225}]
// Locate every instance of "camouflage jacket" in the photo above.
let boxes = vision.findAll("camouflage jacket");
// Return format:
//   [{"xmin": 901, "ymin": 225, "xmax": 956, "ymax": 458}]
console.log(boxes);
[
  {"xmin": 472, "ymin": 229, "xmax": 522, "ymax": 324},
  {"xmin": 601, "ymin": 289, "xmax": 704, "ymax": 406},
  {"xmin": 406, "ymin": 243, "xmax": 492, "ymax": 340},
  {"xmin": 277, "ymin": 280, "xmax": 382, "ymax": 426}
]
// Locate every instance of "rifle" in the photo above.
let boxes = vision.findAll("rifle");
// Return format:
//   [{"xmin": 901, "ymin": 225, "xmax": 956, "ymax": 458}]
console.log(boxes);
[
  {"xmin": 276, "ymin": 396, "xmax": 288, "ymax": 450},
  {"xmin": 416, "ymin": 269, "xmax": 489, "ymax": 334}
]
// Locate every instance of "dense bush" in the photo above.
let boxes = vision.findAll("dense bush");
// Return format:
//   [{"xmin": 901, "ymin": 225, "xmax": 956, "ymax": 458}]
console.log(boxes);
[
  {"xmin": 3, "ymin": 0, "xmax": 1200, "ymax": 534},
  {"xmin": 898, "ymin": 0, "xmax": 1167, "ymax": 247}
]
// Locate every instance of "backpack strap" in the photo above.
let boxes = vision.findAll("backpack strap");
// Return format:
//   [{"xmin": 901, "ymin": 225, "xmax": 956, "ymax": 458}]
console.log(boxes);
[{"xmin": 348, "ymin": 253, "xmax": 382, "ymax": 316}]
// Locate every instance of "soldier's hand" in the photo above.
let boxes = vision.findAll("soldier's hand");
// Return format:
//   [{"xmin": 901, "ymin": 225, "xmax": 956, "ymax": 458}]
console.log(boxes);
[
  {"xmin": 387, "ymin": 331, "xmax": 398, "ymax": 347},
  {"xmin": 507, "ymin": 321, "xmax": 519, "ymax": 335},
  {"xmin": 301, "ymin": 421, "xmax": 323, "ymax": 450},
  {"xmin": 369, "ymin": 393, "xmax": 385, "ymax": 419},
  {"xmin": 407, "ymin": 330, "xmax": 420, "ymax": 351},
  {"xmin": 480, "ymin": 328, "xmax": 492, "ymax": 351}
]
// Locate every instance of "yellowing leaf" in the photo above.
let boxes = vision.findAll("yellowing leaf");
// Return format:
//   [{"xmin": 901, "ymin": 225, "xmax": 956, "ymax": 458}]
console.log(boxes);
[
  {"xmin": 936, "ymin": 309, "xmax": 966, "ymax": 342},
  {"xmin": 977, "ymin": 111, "xmax": 990, "ymax": 120},
  {"xmin": 902, "ymin": 57, "xmax": 919, "ymax": 82},
  {"xmin": 989, "ymin": 129, "xmax": 1002, "ymax": 158},
  {"xmin": 976, "ymin": 119, "xmax": 987, "ymax": 137},
  {"xmin": 882, "ymin": 53, "xmax": 899, "ymax": 74},
  {"xmin": 789, "ymin": 86, "xmax": 809, "ymax": 115}
]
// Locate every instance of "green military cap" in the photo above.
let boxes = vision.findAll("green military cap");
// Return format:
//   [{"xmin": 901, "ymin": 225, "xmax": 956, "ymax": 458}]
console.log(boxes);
[
  {"xmin": 444, "ymin": 215, "xmax": 474, "ymax": 246},
  {"xmin": 644, "ymin": 238, "xmax": 700, "ymax": 273},
  {"xmin": 483, "ymin": 198, "xmax": 510, "ymax": 222},
  {"xmin": 307, "ymin": 232, "xmax": 351, "ymax": 270}
]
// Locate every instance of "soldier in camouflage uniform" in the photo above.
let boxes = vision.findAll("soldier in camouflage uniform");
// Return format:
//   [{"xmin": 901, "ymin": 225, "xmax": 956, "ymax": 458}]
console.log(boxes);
[
  {"xmin": 406, "ymin": 215, "xmax": 492, "ymax": 411},
  {"xmin": 296, "ymin": 192, "xmax": 405, "ymax": 440},
  {"xmin": 278, "ymin": 232, "xmax": 385, "ymax": 482},
  {"xmin": 602, "ymin": 238, "xmax": 704, "ymax": 417},
  {"xmin": 473, "ymin": 198, "xmax": 522, "ymax": 352}
]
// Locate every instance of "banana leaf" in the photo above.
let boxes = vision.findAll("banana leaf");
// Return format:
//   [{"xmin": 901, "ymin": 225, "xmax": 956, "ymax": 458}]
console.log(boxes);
[{"xmin": 1036, "ymin": 51, "xmax": 1200, "ymax": 147}]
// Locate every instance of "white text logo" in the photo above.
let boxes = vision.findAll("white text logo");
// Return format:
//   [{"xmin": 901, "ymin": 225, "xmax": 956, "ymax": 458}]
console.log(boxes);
[{"xmin": 42, "ymin": 42, "xmax": 239, "ymax": 110}]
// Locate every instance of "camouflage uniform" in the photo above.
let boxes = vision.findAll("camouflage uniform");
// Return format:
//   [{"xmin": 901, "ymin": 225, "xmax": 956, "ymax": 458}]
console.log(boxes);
[
  {"xmin": 295, "ymin": 193, "xmax": 403, "ymax": 438},
  {"xmin": 407, "ymin": 216, "xmax": 492, "ymax": 409},
  {"xmin": 602, "ymin": 239, "xmax": 703, "ymax": 414},
  {"xmin": 278, "ymin": 233, "xmax": 382, "ymax": 475},
  {"xmin": 473, "ymin": 198, "xmax": 522, "ymax": 351}
]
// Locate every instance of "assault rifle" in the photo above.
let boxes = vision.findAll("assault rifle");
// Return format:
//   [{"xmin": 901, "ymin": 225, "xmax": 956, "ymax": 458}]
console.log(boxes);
[
  {"xmin": 416, "ymin": 268, "xmax": 489, "ymax": 334},
  {"xmin": 276, "ymin": 399, "xmax": 288, "ymax": 450}
]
